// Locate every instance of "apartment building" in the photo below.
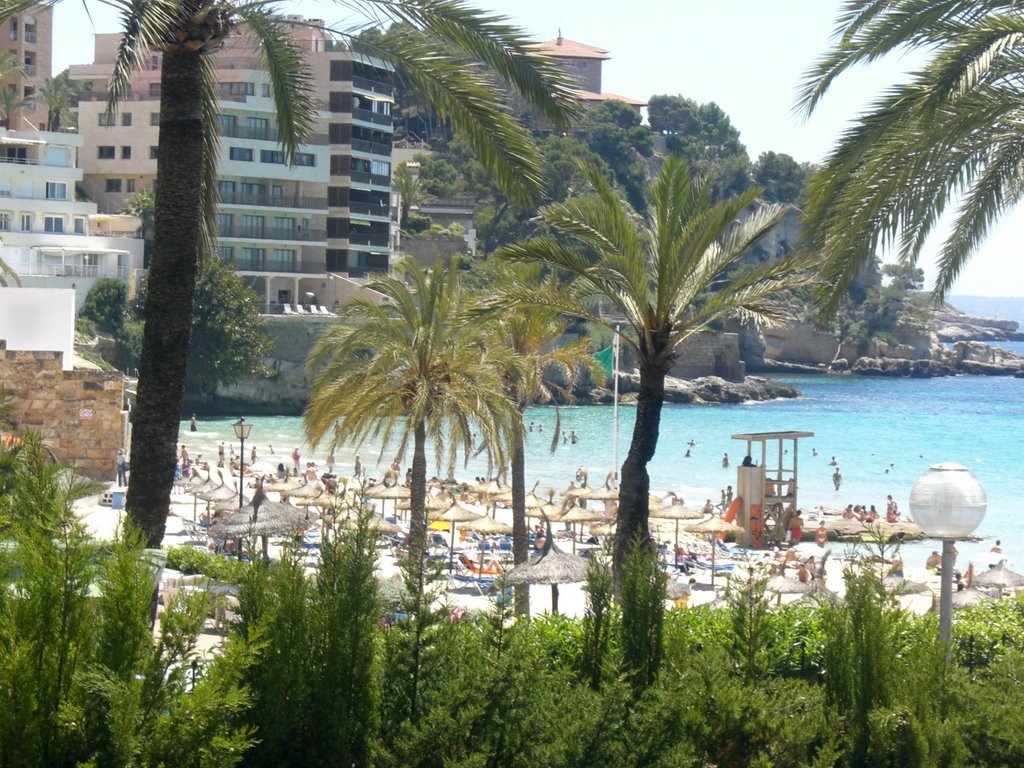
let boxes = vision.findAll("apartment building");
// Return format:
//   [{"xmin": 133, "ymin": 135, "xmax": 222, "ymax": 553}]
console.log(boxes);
[
  {"xmin": 70, "ymin": 17, "xmax": 397, "ymax": 311},
  {"xmin": 1, "ymin": 4, "xmax": 52, "ymax": 130},
  {"xmin": 0, "ymin": 128, "xmax": 145, "ymax": 308}
]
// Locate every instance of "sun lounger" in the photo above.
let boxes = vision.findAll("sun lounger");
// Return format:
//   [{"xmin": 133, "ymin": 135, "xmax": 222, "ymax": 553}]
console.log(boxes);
[
  {"xmin": 283, "ymin": 304, "xmax": 294, "ymax": 315},
  {"xmin": 294, "ymin": 304, "xmax": 306, "ymax": 314},
  {"xmin": 318, "ymin": 305, "xmax": 333, "ymax": 315}
]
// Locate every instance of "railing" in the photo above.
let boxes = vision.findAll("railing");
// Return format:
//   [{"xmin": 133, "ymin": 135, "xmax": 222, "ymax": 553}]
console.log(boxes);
[
  {"xmin": 218, "ymin": 123, "xmax": 329, "ymax": 146},
  {"xmin": 0, "ymin": 154, "xmax": 71, "ymax": 168},
  {"xmin": 352, "ymin": 75, "xmax": 393, "ymax": 96},
  {"xmin": 351, "ymin": 107, "xmax": 393, "ymax": 127},
  {"xmin": 224, "ymin": 257, "xmax": 327, "ymax": 274},
  {"xmin": 23, "ymin": 63, "xmax": 35, "ymax": 76},
  {"xmin": 350, "ymin": 137, "xmax": 392, "ymax": 155},
  {"xmin": 219, "ymin": 191, "xmax": 327, "ymax": 210},
  {"xmin": 347, "ymin": 232, "xmax": 390, "ymax": 247},
  {"xmin": 23, "ymin": 29, "xmax": 35, "ymax": 43},
  {"xmin": 349, "ymin": 170, "xmax": 392, "ymax": 187},
  {"xmin": 14, "ymin": 264, "xmax": 128, "ymax": 279},
  {"xmin": 347, "ymin": 201, "xmax": 391, "ymax": 216},
  {"xmin": 218, "ymin": 226, "xmax": 327, "ymax": 242}
]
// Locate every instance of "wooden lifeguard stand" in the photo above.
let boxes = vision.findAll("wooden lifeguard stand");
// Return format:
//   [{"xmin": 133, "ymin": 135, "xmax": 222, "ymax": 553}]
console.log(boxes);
[{"xmin": 731, "ymin": 431, "xmax": 814, "ymax": 547}]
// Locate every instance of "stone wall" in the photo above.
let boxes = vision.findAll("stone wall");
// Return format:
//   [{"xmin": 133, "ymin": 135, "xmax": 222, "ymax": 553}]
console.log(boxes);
[
  {"xmin": 0, "ymin": 341, "xmax": 127, "ymax": 480},
  {"xmin": 671, "ymin": 333, "xmax": 745, "ymax": 381}
]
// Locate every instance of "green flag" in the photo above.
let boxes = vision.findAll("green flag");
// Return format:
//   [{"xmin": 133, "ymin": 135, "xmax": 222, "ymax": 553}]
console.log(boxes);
[{"xmin": 594, "ymin": 345, "xmax": 614, "ymax": 381}]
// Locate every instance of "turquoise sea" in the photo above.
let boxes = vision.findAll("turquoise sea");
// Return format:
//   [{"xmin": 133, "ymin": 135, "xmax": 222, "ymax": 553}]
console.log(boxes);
[{"xmin": 181, "ymin": 373, "xmax": 1024, "ymax": 572}]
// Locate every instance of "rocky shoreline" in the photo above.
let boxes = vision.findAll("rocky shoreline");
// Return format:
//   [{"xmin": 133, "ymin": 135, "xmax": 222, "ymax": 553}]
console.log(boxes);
[{"xmin": 581, "ymin": 374, "xmax": 801, "ymax": 405}]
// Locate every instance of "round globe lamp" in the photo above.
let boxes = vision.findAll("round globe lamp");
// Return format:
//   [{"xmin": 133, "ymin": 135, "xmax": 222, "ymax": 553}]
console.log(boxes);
[{"xmin": 908, "ymin": 462, "xmax": 986, "ymax": 653}]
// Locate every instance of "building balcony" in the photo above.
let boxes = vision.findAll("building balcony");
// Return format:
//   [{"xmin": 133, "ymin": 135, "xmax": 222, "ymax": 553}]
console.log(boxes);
[
  {"xmin": 23, "ymin": 63, "xmax": 35, "ymax": 76},
  {"xmin": 218, "ymin": 191, "xmax": 327, "ymax": 210},
  {"xmin": 218, "ymin": 226, "xmax": 327, "ymax": 242},
  {"xmin": 347, "ymin": 231, "xmax": 390, "ymax": 248},
  {"xmin": 351, "ymin": 107, "xmax": 393, "ymax": 127},
  {"xmin": 219, "ymin": 124, "xmax": 329, "ymax": 146},
  {"xmin": 225, "ymin": 256, "xmax": 326, "ymax": 275},
  {"xmin": 351, "ymin": 137, "xmax": 392, "ymax": 156},
  {"xmin": 13, "ymin": 263, "xmax": 128, "ymax": 280},
  {"xmin": 348, "ymin": 170, "xmax": 391, "ymax": 188},
  {"xmin": 0, "ymin": 155, "xmax": 70, "ymax": 169},
  {"xmin": 352, "ymin": 75, "xmax": 393, "ymax": 97},
  {"xmin": 347, "ymin": 200, "xmax": 391, "ymax": 218}
]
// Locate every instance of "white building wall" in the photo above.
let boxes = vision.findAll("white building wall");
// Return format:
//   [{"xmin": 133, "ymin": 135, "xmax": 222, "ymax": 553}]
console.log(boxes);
[{"xmin": 0, "ymin": 287, "xmax": 75, "ymax": 370}]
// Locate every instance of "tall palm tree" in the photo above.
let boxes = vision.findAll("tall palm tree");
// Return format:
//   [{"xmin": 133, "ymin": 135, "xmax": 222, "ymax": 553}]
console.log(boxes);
[
  {"xmin": 0, "ymin": 253, "xmax": 17, "ymax": 286},
  {"xmin": 305, "ymin": 258, "xmax": 517, "ymax": 582},
  {"xmin": 393, "ymin": 161, "xmax": 431, "ymax": 228},
  {"xmin": 478, "ymin": 261, "xmax": 598, "ymax": 613},
  {"xmin": 0, "ymin": 0, "xmax": 580, "ymax": 547},
  {"xmin": 0, "ymin": 86, "xmax": 27, "ymax": 129},
  {"xmin": 495, "ymin": 156, "xmax": 816, "ymax": 586},
  {"xmin": 37, "ymin": 71, "xmax": 78, "ymax": 131},
  {"xmin": 798, "ymin": 0, "xmax": 1024, "ymax": 313}
]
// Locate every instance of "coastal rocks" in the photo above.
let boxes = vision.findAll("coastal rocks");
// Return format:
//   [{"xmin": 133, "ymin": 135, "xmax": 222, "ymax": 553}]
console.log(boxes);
[
  {"xmin": 932, "ymin": 306, "xmax": 1024, "ymax": 342},
  {"xmin": 943, "ymin": 340, "xmax": 1024, "ymax": 376},
  {"xmin": 850, "ymin": 357, "xmax": 956, "ymax": 378},
  {"xmin": 584, "ymin": 374, "xmax": 801, "ymax": 405}
]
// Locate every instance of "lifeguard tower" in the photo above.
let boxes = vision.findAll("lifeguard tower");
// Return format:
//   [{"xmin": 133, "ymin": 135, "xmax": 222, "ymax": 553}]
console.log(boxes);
[{"xmin": 730, "ymin": 431, "xmax": 814, "ymax": 548}]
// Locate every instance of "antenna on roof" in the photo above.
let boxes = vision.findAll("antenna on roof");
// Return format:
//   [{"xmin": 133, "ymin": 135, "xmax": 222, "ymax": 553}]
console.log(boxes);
[{"xmin": 557, "ymin": 28, "xmax": 563, "ymax": 45}]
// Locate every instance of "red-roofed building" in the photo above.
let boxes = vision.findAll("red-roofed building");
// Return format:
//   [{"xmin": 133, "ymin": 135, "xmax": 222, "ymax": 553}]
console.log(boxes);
[{"xmin": 534, "ymin": 33, "xmax": 645, "ymax": 111}]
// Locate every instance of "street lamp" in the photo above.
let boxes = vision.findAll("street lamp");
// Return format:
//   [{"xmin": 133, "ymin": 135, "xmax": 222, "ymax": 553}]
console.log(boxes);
[
  {"xmin": 908, "ymin": 462, "xmax": 987, "ymax": 656},
  {"xmin": 233, "ymin": 417, "xmax": 252, "ymax": 511}
]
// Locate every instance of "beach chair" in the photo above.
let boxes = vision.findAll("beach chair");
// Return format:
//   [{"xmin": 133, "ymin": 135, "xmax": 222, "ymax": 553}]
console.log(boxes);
[
  {"xmin": 318, "ymin": 305, "xmax": 333, "ymax": 315},
  {"xmin": 294, "ymin": 304, "xmax": 306, "ymax": 314},
  {"xmin": 283, "ymin": 304, "xmax": 294, "ymax": 315},
  {"xmin": 179, "ymin": 519, "xmax": 209, "ymax": 547}
]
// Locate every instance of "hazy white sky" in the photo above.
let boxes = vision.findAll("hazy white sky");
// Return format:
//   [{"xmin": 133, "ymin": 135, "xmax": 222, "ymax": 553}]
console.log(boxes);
[{"xmin": 51, "ymin": 0, "xmax": 1023, "ymax": 297}]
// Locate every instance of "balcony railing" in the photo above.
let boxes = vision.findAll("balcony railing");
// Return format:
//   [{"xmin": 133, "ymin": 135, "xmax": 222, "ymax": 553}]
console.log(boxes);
[
  {"xmin": 349, "ymin": 170, "xmax": 391, "ymax": 187},
  {"xmin": 23, "ymin": 29, "xmax": 36, "ymax": 43},
  {"xmin": 224, "ymin": 256, "xmax": 326, "ymax": 274},
  {"xmin": 219, "ymin": 191, "xmax": 327, "ymax": 210},
  {"xmin": 350, "ymin": 137, "xmax": 392, "ymax": 155},
  {"xmin": 23, "ymin": 63, "xmax": 35, "ymax": 76},
  {"xmin": 347, "ymin": 200, "xmax": 391, "ymax": 217},
  {"xmin": 14, "ymin": 264, "xmax": 129, "ymax": 279},
  {"xmin": 351, "ymin": 107, "xmax": 393, "ymax": 127},
  {"xmin": 352, "ymin": 75, "xmax": 393, "ymax": 97},
  {"xmin": 219, "ymin": 123, "xmax": 329, "ymax": 146},
  {"xmin": 218, "ymin": 226, "xmax": 327, "ymax": 242},
  {"xmin": 347, "ymin": 232, "xmax": 390, "ymax": 247}
]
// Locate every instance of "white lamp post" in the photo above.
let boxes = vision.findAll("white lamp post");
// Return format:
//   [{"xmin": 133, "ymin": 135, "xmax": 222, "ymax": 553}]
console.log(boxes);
[
  {"xmin": 233, "ymin": 417, "xmax": 252, "ymax": 511},
  {"xmin": 908, "ymin": 462, "xmax": 986, "ymax": 655}
]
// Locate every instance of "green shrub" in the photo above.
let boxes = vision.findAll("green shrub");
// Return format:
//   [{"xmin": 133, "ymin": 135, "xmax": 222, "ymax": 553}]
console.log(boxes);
[{"xmin": 165, "ymin": 545, "xmax": 246, "ymax": 582}]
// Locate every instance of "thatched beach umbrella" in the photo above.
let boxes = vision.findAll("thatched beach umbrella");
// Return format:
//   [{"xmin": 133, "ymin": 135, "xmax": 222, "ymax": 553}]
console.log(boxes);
[
  {"xmin": 587, "ymin": 484, "xmax": 620, "ymax": 502},
  {"xmin": 334, "ymin": 515, "xmax": 402, "ymax": 535},
  {"xmin": 364, "ymin": 482, "xmax": 411, "ymax": 518},
  {"xmin": 685, "ymin": 516, "xmax": 744, "ymax": 585},
  {"xmin": 971, "ymin": 562, "xmax": 1024, "ymax": 592},
  {"xmin": 590, "ymin": 522, "xmax": 615, "ymax": 537},
  {"xmin": 285, "ymin": 482, "xmax": 323, "ymax": 500},
  {"xmin": 462, "ymin": 515, "xmax": 513, "ymax": 536},
  {"xmin": 505, "ymin": 525, "xmax": 589, "ymax": 613},
  {"xmin": 262, "ymin": 479, "xmax": 302, "ymax": 494},
  {"xmin": 558, "ymin": 505, "xmax": 609, "ymax": 553},
  {"xmin": 882, "ymin": 576, "xmax": 931, "ymax": 595},
  {"xmin": 210, "ymin": 500, "xmax": 311, "ymax": 557},
  {"xmin": 766, "ymin": 575, "xmax": 815, "ymax": 595},
  {"xmin": 945, "ymin": 587, "xmax": 993, "ymax": 610},
  {"xmin": 649, "ymin": 503, "xmax": 703, "ymax": 547},
  {"xmin": 429, "ymin": 502, "xmax": 484, "ymax": 568}
]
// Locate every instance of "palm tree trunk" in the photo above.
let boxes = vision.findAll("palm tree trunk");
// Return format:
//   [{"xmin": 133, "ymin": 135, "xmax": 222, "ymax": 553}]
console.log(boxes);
[
  {"xmin": 614, "ymin": 357, "xmax": 665, "ymax": 591},
  {"xmin": 125, "ymin": 49, "xmax": 205, "ymax": 546},
  {"xmin": 510, "ymin": 418, "xmax": 529, "ymax": 615},
  {"xmin": 409, "ymin": 418, "xmax": 428, "ymax": 582}
]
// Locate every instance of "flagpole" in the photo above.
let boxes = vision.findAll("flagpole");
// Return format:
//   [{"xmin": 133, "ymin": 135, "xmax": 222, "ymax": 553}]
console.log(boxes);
[{"xmin": 612, "ymin": 325, "xmax": 620, "ymax": 484}]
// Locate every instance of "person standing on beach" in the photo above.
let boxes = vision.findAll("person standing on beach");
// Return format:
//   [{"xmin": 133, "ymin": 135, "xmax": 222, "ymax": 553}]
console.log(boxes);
[
  {"xmin": 832, "ymin": 467, "xmax": 843, "ymax": 491},
  {"xmin": 189, "ymin": 413, "xmax": 197, "ymax": 432},
  {"xmin": 326, "ymin": 451, "xmax": 335, "ymax": 474},
  {"xmin": 354, "ymin": 455, "xmax": 363, "ymax": 478},
  {"xmin": 217, "ymin": 442, "xmax": 225, "ymax": 468},
  {"xmin": 116, "ymin": 448, "xmax": 128, "ymax": 486},
  {"xmin": 722, "ymin": 453, "xmax": 730, "ymax": 468},
  {"xmin": 292, "ymin": 447, "xmax": 301, "ymax": 475},
  {"xmin": 250, "ymin": 446, "xmax": 257, "ymax": 464}
]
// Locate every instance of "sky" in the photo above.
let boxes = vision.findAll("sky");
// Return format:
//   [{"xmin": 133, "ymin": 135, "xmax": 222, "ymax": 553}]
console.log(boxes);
[{"xmin": 50, "ymin": 0, "xmax": 1023, "ymax": 298}]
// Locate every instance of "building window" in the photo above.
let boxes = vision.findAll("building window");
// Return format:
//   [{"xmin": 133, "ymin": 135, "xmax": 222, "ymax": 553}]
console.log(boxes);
[
  {"xmin": 273, "ymin": 216, "xmax": 294, "ymax": 233},
  {"xmin": 260, "ymin": 149, "xmax": 285, "ymax": 164},
  {"xmin": 228, "ymin": 147, "xmax": 253, "ymax": 161},
  {"xmin": 219, "ymin": 246, "xmax": 234, "ymax": 261},
  {"xmin": 294, "ymin": 153, "xmax": 315, "ymax": 167},
  {"xmin": 224, "ymin": 82, "xmax": 255, "ymax": 96},
  {"xmin": 370, "ymin": 159, "xmax": 391, "ymax": 177},
  {"xmin": 126, "ymin": 179, "xmax": 135, "ymax": 193},
  {"xmin": 247, "ymin": 116, "xmax": 269, "ymax": 131},
  {"xmin": 45, "ymin": 181, "xmax": 67, "ymax": 200},
  {"xmin": 105, "ymin": 178, "xmax": 122, "ymax": 193},
  {"xmin": 122, "ymin": 112, "xmax": 132, "ymax": 126},
  {"xmin": 8, "ymin": 19, "xmax": 16, "ymax": 41},
  {"xmin": 217, "ymin": 113, "xmax": 236, "ymax": 130},
  {"xmin": 218, "ymin": 180, "xmax": 235, "ymax": 198},
  {"xmin": 148, "ymin": 83, "xmax": 161, "ymax": 97},
  {"xmin": 242, "ymin": 214, "xmax": 264, "ymax": 235},
  {"xmin": 98, "ymin": 113, "xmax": 115, "ymax": 127},
  {"xmin": 20, "ymin": 213, "xmax": 31, "ymax": 231},
  {"xmin": 23, "ymin": 21, "xmax": 34, "ymax": 43},
  {"xmin": 241, "ymin": 246, "xmax": 264, "ymax": 263},
  {"xmin": 217, "ymin": 213, "xmax": 233, "ymax": 230},
  {"xmin": 0, "ymin": 213, "xmax": 10, "ymax": 231},
  {"xmin": 272, "ymin": 248, "xmax": 296, "ymax": 266},
  {"xmin": 97, "ymin": 145, "xmax": 115, "ymax": 159},
  {"xmin": 121, "ymin": 146, "xmax": 132, "ymax": 159},
  {"xmin": 149, "ymin": 112, "xmax": 160, "ymax": 125},
  {"xmin": 149, "ymin": 146, "xmax": 158, "ymax": 159},
  {"xmin": 326, "ymin": 218, "xmax": 345, "ymax": 238},
  {"xmin": 44, "ymin": 216, "xmax": 63, "ymax": 233},
  {"xmin": 261, "ymin": 83, "xmax": 270, "ymax": 97},
  {"xmin": 73, "ymin": 217, "xmax": 85, "ymax": 234}
]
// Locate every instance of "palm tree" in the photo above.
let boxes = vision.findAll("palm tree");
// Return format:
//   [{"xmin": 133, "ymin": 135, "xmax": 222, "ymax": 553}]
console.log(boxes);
[
  {"xmin": 0, "ymin": 86, "xmax": 26, "ymax": 129},
  {"xmin": 0, "ymin": 253, "xmax": 17, "ymax": 286},
  {"xmin": 797, "ymin": 0, "xmax": 1024, "ymax": 313},
  {"xmin": 495, "ymin": 156, "xmax": 816, "ymax": 586},
  {"xmin": 37, "ymin": 71, "xmax": 78, "ymax": 131},
  {"xmin": 0, "ymin": 0, "xmax": 580, "ymax": 547},
  {"xmin": 305, "ymin": 258, "xmax": 517, "ymax": 582},
  {"xmin": 393, "ymin": 161, "xmax": 431, "ymax": 228},
  {"xmin": 478, "ymin": 261, "xmax": 598, "ymax": 613}
]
